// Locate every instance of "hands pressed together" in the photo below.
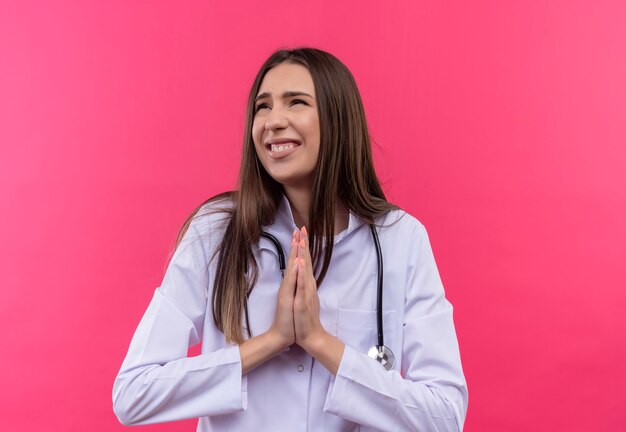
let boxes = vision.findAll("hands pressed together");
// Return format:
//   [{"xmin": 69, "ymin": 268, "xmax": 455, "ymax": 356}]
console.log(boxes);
[
  {"xmin": 241, "ymin": 226, "xmax": 345, "ymax": 375},
  {"xmin": 270, "ymin": 226, "xmax": 327, "ymax": 353}
]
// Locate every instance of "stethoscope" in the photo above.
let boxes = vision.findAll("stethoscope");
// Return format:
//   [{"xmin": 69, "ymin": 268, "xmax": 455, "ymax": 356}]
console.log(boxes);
[{"xmin": 244, "ymin": 225, "xmax": 395, "ymax": 371}]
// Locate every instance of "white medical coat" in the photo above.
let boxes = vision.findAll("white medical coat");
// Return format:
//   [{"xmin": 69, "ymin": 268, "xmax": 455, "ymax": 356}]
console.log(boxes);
[{"xmin": 112, "ymin": 194, "xmax": 468, "ymax": 431}]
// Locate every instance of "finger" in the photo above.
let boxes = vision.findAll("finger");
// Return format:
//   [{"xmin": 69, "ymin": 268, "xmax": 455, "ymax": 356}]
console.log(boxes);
[
  {"xmin": 282, "ymin": 230, "xmax": 299, "ymax": 290},
  {"xmin": 286, "ymin": 229, "xmax": 302, "ymax": 274},
  {"xmin": 299, "ymin": 226, "xmax": 313, "ymax": 273},
  {"xmin": 293, "ymin": 228, "xmax": 301, "ymax": 258},
  {"xmin": 280, "ymin": 256, "xmax": 298, "ymax": 301},
  {"xmin": 287, "ymin": 229, "xmax": 299, "ymax": 264},
  {"xmin": 286, "ymin": 259, "xmax": 299, "ymax": 287},
  {"xmin": 296, "ymin": 256, "xmax": 305, "ymax": 300}
]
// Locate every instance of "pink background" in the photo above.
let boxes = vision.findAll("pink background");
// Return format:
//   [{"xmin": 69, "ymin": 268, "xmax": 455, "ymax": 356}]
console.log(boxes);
[{"xmin": 2, "ymin": 1, "xmax": 625, "ymax": 430}]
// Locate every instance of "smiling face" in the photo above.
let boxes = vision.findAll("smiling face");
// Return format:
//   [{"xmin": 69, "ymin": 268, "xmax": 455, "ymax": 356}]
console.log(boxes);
[{"xmin": 252, "ymin": 62, "xmax": 320, "ymax": 189}]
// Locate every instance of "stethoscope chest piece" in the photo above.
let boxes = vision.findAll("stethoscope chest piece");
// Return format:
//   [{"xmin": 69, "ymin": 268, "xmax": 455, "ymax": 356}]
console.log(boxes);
[{"xmin": 368, "ymin": 345, "xmax": 395, "ymax": 371}]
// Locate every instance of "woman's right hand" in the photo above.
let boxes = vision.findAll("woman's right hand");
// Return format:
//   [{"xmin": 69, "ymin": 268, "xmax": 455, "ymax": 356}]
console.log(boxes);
[
  {"xmin": 268, "ymin": 228, "xmax": 300, "ymax": 351},
  {"xmin": 240, "ymin": 229, "xmax": 299, "ymax": 374}
]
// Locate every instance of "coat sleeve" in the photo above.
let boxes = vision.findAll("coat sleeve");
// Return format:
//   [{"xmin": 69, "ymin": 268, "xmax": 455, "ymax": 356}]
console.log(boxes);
[
  {"xmin": 323, "ymin": 220, "xmax": 468, "ymax": 431},
  {"xmin": 112, "ymin": 214, "xmax": 248, "ymax": 425}
]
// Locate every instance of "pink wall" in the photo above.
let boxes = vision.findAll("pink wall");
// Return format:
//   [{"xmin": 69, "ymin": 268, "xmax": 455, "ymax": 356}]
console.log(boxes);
[{"xmin": 2, "ymin": 1, "xmax": 625, "ymax": 430}]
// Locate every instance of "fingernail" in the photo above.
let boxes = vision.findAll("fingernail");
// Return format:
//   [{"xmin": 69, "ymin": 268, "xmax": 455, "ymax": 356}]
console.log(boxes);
[
  {"xmin": 302, "ymin": 226, "xmax": 307, "ymax": 236},
  {"xmin": 299, "ymin": 257, "xmax": 304, "ymax": 267},
  {"xmin": 300, "ymin": 239, "xmax": 305, "ymax": 248},
  {"xmin": 293, "ymin": 229, "xmax": 298, "ymax": 238}
]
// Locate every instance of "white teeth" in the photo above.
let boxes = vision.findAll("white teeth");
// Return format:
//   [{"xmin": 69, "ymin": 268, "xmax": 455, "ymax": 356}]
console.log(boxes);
[{"xmin": 271, "ymin": 143, "xmax": 295, "ymax": 152}]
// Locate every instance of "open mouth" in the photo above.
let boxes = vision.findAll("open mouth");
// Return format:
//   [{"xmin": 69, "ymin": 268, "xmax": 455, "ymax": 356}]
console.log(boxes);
[{"xmin": 265, "ymin": 141, "xmax": 301, "ymax": 153}]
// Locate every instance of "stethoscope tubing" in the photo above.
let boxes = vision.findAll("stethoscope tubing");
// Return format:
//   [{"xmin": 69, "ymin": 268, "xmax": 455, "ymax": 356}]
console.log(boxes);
[
  {"xmin": 369, "ymin": 224, "xmax": 384, "ymax": 349},
  {"xmin": 244, "ymin": 225, "xmax": 393, "ymax": 370}
]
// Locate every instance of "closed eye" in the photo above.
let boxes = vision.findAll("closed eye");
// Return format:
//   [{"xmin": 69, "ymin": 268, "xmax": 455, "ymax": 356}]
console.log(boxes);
[
  {"xmin": 254, "ymin": 103, "xmax": 269, "ymax": 113},
  {"xmin": 254, "ymin": 98, "xmax": 309, "ymax": 114}
]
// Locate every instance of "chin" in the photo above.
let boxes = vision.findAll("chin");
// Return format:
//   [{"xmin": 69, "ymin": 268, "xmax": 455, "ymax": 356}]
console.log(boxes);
[
  {"xmin": 265, "ymin": 170, "xmax": 309, "ymax": 188},
  {"xmin": 267, "ymin": 173, "xmax": 296, "ymax": 186}
]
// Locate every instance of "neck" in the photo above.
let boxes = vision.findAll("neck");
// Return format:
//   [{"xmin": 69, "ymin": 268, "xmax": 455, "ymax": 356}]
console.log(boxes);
[
  {"xmin": 283, "ymin": 185, "xmax": 311, "ymax": 229},
  {"xmin": 283, "ymin": 185, "xmax": 349, "ymax": 235}
]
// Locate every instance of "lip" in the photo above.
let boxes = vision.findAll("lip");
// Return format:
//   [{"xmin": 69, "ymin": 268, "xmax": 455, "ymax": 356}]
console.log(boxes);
[
  {"xmin": 264, "ymin": 137, "xmax": 302, "ymax": 159},
  {"xmin": 264, "ymin": 137, "xmax": 302, "ymax": 147}
]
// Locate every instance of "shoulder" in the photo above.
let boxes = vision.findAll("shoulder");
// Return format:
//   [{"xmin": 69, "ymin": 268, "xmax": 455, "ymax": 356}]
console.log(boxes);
[
  {"xmin": 189, "ymin": 192, "xmax": 236, "ymax": 236},
  {"xmin": 175, "ymin": 192, "xmax": 235, "ymax": 260},
  {"xmin": 376, "ymin": 207, "xmax": 427, "ymax": 240},
  {"xmin": 375, "ymin": 208, "xmax": 440, "ymax": 279}
]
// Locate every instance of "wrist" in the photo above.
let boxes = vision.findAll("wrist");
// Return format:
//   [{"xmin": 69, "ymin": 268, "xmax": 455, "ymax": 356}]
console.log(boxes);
[
  {"xmin": 240, "ymin": 330, "xmax": 288, "ymax": 375},
  {"xmin": 265, "ymin": 329, "xmax": 292, "ymax": 354},
  {"xmin": 300, "ymin": 330, "xmax": 329, "ymax": 357},
  {"xmin": 301, "ymin": 331, "xmax": 345, "ymax": 375}
]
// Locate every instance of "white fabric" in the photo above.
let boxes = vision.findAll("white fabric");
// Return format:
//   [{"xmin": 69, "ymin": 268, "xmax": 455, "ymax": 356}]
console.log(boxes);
[{"xmin": 112, "ymin": 194, "xmax": 468, "ymax": 431}]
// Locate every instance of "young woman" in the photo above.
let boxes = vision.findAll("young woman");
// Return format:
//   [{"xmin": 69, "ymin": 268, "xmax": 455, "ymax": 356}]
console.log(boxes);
[{"xmin": 113, "ymin": 47, "xmax": 468, "ymax": 431}]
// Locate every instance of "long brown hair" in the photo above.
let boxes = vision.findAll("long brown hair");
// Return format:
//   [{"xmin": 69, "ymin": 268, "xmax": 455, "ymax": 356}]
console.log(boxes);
[{"xmin": 172, "ymin": 47, "xmax": 398, "ymax": 344}]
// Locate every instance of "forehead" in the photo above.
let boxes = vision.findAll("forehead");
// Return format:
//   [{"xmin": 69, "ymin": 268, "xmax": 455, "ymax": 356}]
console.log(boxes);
[{"xmin": 257, "ymin": 62, "xmax": 315, "ymax": 96}]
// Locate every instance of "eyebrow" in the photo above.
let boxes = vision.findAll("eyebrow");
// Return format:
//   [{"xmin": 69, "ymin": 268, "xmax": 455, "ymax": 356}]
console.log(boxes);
[{"xmin": 254, "ymin": 91, "xmax": 313, "ymax": 104}]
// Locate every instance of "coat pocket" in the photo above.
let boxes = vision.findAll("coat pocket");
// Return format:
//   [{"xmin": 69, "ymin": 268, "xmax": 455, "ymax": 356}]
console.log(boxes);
[{"xmin": 336, "ymin": 308, "xmax": 396, "ymax": 356}]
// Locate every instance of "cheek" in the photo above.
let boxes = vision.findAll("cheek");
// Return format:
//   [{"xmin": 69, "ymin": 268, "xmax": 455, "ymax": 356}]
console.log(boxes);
[
  {"xmin": 306, "ymin": 115, "xmax": 320, "ymax": 151},
  {"xmin": 251, "ymin": 121, "xmax": 264, "ymax": 149},
  {"xmin": 300, "ymin": 113, "xmax": 320, "ymax": 141}
]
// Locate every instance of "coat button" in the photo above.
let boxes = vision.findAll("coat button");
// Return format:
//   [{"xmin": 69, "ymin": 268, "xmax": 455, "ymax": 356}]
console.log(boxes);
[{"xmin": 297, "ymin": 364, "xmax": 304, "ymax": 372}]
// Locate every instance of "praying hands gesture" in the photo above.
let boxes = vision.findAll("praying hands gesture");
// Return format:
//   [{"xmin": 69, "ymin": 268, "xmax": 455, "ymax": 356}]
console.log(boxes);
[
  {"xmin": 272, "ymin": 227, "xmax": 326, "ymax": 351},
  {"xmin": 242, "ymin": 227, "xmax": 345, "ymax": 375}
]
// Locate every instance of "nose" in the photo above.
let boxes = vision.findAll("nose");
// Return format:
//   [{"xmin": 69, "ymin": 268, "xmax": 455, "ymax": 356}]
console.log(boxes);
[{"xmin": 264, "ymin": 106, "xmax": 288, "ymax": 131}]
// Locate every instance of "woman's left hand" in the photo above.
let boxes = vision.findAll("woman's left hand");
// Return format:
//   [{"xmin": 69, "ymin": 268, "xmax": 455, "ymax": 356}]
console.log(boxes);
[
  {"xmin": 294, "ymin": 226, "xmax": 326, "ymax": 352},
  {"xmin": 293, "ymin": 226, "xmax": 346, "ymax": 374}
]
